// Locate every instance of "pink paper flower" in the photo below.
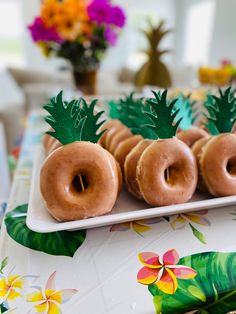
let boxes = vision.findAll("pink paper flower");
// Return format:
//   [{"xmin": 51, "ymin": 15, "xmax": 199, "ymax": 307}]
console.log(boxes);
[
  {"xmin": 28, "ymin": 17, "xmax": 63, "ymax": 43},
  {"xmin": 137, "ymin": 249, "xmax": 197, "ymax": 294}
]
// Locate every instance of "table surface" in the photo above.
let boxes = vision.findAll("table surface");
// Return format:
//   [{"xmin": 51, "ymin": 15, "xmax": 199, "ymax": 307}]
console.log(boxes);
[{"xmin": 1, "ymin": 109, "xmax": 236, "ymax": 314}]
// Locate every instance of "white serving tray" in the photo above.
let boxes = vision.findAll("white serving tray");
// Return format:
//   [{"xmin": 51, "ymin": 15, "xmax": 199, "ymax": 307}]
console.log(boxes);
[{"xmin": 27, "ymin": 146, "xmax": 236, "ymax": 233}]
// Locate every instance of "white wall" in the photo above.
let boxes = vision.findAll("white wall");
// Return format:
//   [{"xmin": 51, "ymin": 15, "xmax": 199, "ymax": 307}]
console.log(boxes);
[{"xmin": 209, "ymin": 0, "xmax": 236, "ymax": 66}]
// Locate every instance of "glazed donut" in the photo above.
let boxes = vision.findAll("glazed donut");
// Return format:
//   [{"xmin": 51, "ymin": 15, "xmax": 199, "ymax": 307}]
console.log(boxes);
[
  {"xmin": 43, "ymin": 130, "xmax": 55, "ymax": 152},
  {"xmin": 47, "ymin": 139, "xmax": 62, "ymax": 155},
  {"xmin": 192, "ymin": 137, "xmax": 211, "ymax": 192},
  {"xmin": 40, "ymin": 141, "xmax": 120, "ymax": 221},
  {"xmin": 177, "ymin": 127, "xmax": 208, "ymax": 148},
  {"xmin": 105, "ymin": 123, "xmax": 126, "ymax": 151},
  {"xmin": 124, "ymin": 139, "xmax": 153, "ymax": 199},
  {"xmin": 113, "ymin": 135, "xmax": 143, "ymax": 171},
  {"xmin": 137, "ymin": 138, "xmax": 197, "ymax": 206},
  {"xmin": 200, "ymin": 133, "xmax": 236, "ymax": 196},
  {"xmin": 115, "ymin": 161, "xmax": 123, "ymax": 194},
  {"xmin": 98, "ymin": 119, "xmax": 121, "ymax": 148},
  {"xmin": 109, "ymin": 128, "xmax": 133, "ymax": 154}
]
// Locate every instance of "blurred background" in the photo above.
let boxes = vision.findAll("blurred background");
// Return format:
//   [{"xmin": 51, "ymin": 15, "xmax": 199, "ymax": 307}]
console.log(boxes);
[
  {"xmin": 0, "ymin": 0, "xmax": 236, "ymax": 201},
  {"xmin": 1, "ymin": 0, "xmax": 235, "ymax": 86}
]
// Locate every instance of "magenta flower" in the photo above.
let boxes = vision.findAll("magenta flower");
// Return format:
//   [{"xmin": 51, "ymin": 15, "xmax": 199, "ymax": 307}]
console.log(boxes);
[
  {"xmin": 104, "ymin": 27, "xmax": 118, "ymax": 46},
  {"xmin": 88, "ymin": 0, "xmax": 126, "ymax": 28},
  {"xmin": 110, "ymin": 6, "xmax": 126, "ymax": 28},
  {"xmin": 87, "ymin": 0, "xmax": 112, "ymax": 25},
  {"xmin": 28, "ymin": 17, "xmax": 63, "ymax": 44}
]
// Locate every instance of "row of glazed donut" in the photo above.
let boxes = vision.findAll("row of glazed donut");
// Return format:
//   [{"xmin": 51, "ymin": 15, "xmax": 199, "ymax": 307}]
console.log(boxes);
[{"xmin": 99, "ymin": 119, "xmax": 198, "ymax": 206}]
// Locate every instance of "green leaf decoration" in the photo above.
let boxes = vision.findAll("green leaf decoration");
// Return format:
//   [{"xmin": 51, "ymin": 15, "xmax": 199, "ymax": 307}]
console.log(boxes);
[
  {"xmin": 203, "ymin": 94, "xmax": 219, "ymax": 135},
  {"xmin": 108, "ymin": 93, "xmax": 157, "ymax": 139},
  {"xmin": 0, "ymin": 257, "xmax": 8, "ymax": 274},
  {"xmin": 4, "ymin": 204, "xmax": 86, "ymax": 257},
  {"xmin": 0, "ymin": 303, "xmax": 8, "ymax": 313},
  {"xmin": 145, "ymin": 90, "xmax": 182, "ymax": 139},
  {"xmin": 44, "ymin": 91, "xmax": 106, "ymax": 144},
  {"xmin": 148, "ymin": 251, "xmax": 236, "ymax": 313},
  {"xmin": 204, "ymin": 87, "xmax": 236, "ymax": 134},
  {"xmin": 173, "ymin": 93, "xmax": 199, "ymax": 130},
  {"xmin": 189, "ymin": 223, "xmax": 207, "ymax": 245}
]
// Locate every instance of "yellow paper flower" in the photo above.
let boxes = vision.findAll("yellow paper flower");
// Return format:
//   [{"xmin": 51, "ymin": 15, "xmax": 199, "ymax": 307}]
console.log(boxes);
[
  {"xmin": 0, "ymin": 275, "xmax": 24, "ymax": 301},
  {"xmin": 41, "ymin": 0, "xmax": 61, "ymax": 29},
  {"xmin": 27, "ymin": 271, "xmax": 77, "ymax": 314}
]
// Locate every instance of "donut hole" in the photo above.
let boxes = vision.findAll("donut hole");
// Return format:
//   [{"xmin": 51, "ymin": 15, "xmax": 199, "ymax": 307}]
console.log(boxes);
[
  {"xmin": 164, "ymin": 164, "xmax": 179, "ymax": 185},
  {"xmin": 72, "ymin": 174, "xmax": 88, "ymax": 193},
  {"xmin": 226, "ymin": 157, "xmax": 236, "ymax": 176}
]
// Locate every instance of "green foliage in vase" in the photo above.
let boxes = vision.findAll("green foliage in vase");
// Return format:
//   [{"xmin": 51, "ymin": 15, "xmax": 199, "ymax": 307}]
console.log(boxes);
[
  {"xmin": 135, "ymin": 20, "xmax": 172, "ymax": 88},
  {"xmin": 148, "ymin": 251, "xmax": 236, "ymax": 314},
  {"xmin": 145, "ymin": 90, "xmax": 182, "ymax": 139},
  {"xmin": 5, "ymin": 204, "xmax": 86, "ymax": 257},
  {"xmin": 108, "ymin": 93, "xmax": 157, "ymax": 139},
  {"xmin": 173, "ymin": 93, "xmax": 199, "ymax": 130},
  {"xmin": 44, "ymin": 91, "xmax": 106, "ymax": 144},
  {"xmin": 204, "ymin": 87, "xmax": 236, "ymax": 135}
]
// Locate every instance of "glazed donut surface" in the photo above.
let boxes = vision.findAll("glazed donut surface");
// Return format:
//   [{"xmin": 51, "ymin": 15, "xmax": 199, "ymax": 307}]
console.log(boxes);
[
  {"xmin": 124, "ymin": 139, "xmax": 153, "ymax": 199},
  {"xmin": 40, "ymin": 141, "xmax": 120, "ymax": 221},
  {"xmin": 98, "ymin": 119, "xmax": 121, "ymax": 148},
  {"xmin": 177, "ymin": 127, "xmax": 208, "ymax": 148},
  {"xmin": 200, "ymin": 133, "xmax": 236, "ymax": 196},
  {"xmin": 109, "ymin": 128, "xmax": 133, "ymax": 154},
  {"xmin": 113, "ymin": 135, "xmax": 143, "ymax": 171},
  {"xmin": 192, "ymin": 136, "xmax": 211, "ymax": 192},
  {"xmin": 137, "ymin": 138, "xmax": 197, "ymax": 206}
]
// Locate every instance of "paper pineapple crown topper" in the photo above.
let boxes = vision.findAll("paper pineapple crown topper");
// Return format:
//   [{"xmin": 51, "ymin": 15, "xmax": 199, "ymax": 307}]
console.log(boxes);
[
  {"xmin": 44, "ymin": 91, "xmax": 106, "ymax": 145},
  {"xmin": 108, "ymin": 93, "xmax": 157, "ymax": 139},
  {"xmin": 109, "ymin": 90, "xmax": 188, "ymax": 139},
  {"xmin": 204, "ymin": 87, "xmax": 236, "ymax": 135},
  {"xmin": 145, "ymin": 90, "xmax": 182, "ymax": 139}
]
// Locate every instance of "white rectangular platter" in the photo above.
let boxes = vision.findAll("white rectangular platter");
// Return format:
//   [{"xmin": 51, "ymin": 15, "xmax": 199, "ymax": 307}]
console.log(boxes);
[{"xmin": 27, "ymin": 146, "xmax": 236, "ymax": 233}]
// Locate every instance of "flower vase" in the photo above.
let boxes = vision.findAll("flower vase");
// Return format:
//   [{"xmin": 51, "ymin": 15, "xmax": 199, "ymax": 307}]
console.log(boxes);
[{"xmin": 73, "ymin": 68, "xmax": 97, "ymax": 95}]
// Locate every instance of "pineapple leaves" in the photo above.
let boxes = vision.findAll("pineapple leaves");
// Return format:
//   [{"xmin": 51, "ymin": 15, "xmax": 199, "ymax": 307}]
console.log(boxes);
[
  {"xmin": 44, "ymin": 91, "xmax": 106, "ymax": 145},
  {"xmin": 108, "ymin": 93, "xmax": 157, "ymax": 139},
  {"xmin": 145, "ymin": 90, "xmax": 182, "ymax": 139},
  {"xmin": 204, "ymin": 87, "xmax": 236, "ymax": 134}
]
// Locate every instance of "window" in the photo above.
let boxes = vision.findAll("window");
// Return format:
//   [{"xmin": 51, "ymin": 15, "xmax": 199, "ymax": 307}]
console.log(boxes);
[
  {"xmin": 0, "ymin": 0, "xmax": 24, "ymax": 68},
  {"xmin": 183, "ymin": 0, "xmax": 216, "ymax": 66}
]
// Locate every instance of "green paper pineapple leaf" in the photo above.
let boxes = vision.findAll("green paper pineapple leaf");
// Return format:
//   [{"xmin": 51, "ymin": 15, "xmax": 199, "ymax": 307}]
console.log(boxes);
[
  {"xmin": 44, "ymin": 91, "xmax": 105, "ymax": 145},
  {"xmin": 204, "ymin": 87, "xmax": 236, "ymax": 134},
  {"xmin": 203, "ymin": 94, "xmax": 219, "ymax": 135},
  {"xmin": 108, "ymin": 93, "xmax": 157, "ymax": 139},
  {"xmin": 145, "ymin": 90, "xmax": 182, "ymax": 139},
  {"xmin": 173, "ymin": 94, "xmax": 199, "ymax": 130}
]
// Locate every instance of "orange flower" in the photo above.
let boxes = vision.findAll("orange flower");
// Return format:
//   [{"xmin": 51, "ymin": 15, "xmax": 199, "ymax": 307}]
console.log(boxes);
[
  {"xmin": 52, "ymin": 0, "xmax": 90, "ymax": 41},
  {"xmin": 41, "ymin": 0, "xmax": 61, "ymax": 29}
]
